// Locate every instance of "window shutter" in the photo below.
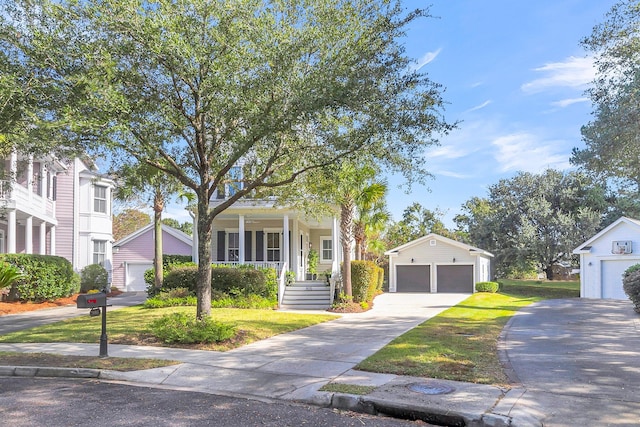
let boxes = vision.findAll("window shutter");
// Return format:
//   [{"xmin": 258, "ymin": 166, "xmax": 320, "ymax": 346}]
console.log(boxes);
[
  {"xmin": 217, "ymin": 231, "xmax": 225, "ymax": 261},
  {"xmin": 255, "ymin": 231, "xmax": 264, "ymax": 261},
  {"xmin": 244, "ymin": 231, "xmax": 252, "ymax": 261}
]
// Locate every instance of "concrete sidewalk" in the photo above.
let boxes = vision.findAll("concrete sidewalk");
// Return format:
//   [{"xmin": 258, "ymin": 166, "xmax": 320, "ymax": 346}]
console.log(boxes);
[{"xmin": 0, "ymin": 292, "xmax": 534, "ymax": 427}]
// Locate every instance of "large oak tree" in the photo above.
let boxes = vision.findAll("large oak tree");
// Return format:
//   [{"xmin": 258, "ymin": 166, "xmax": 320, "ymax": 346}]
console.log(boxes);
[{"xmin": 2, "ymin": 0, "xmax": 452, "ymax": 318}]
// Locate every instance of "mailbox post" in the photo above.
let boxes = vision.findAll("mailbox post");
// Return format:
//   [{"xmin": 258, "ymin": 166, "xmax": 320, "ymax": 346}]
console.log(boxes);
[{"xmin": 76, "ymin": 292, "xmax": 109, "ymax": 357}]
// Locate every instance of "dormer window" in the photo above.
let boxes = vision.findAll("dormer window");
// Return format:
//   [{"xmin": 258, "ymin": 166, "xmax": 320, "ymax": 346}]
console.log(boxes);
[{"xmin": 216, "ymin": 166, "xmax": 244, "ymax": 199}]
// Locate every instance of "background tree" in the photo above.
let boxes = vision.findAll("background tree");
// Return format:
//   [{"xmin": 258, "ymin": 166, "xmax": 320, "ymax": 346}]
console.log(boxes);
[
  {"xmin": 161, "ymin": 218, "xmax": 193, "ymax": 236},
  {"xmin": 572, "ymin": 1, "xmax": 640, "ymax": 212},
  {"xmin": 3, "ymin": 0, "xmax": 452, "ymax": 319},
  {"xmin": 112, "ymin": 209, "xmax": 151, "ymax": 241},
  {"xmin": 460, "ymin": 169, "xmax": 606, "ymax": 279},
  {"xmin": 385, "ymin": 203, "xmax": 453, "ymax": 249}
]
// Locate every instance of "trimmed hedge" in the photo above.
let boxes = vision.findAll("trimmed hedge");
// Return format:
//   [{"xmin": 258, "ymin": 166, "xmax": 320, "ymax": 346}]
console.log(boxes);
[
  {"xmin": 0, "ymin": 254, "xmax": 79, "ymax": 302},
  {"xmin": 475, "ymin": 281, "xmax": 499, "ymax": 293},
  {"xmin": 157, "ymin": 264, "xmax": 277, "ymax": 301},
  {"xmin": 351, "ymin": 260, "xmax": 383, "ymax": 304}
]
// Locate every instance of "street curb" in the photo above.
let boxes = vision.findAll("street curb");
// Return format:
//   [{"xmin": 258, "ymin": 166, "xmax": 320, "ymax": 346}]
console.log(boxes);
[{"xmin": 0, "ymin": 365, "xmax": 101, "ymax": 379}]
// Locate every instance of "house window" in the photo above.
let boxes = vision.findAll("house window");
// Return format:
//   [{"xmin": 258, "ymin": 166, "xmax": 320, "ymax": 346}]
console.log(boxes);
[
  {"xmin": 93, "ymin": 240, "xmax": 107, "ymax": 265},
  {"xmin": 266, "ymin": 232, "xmax": 281, "ymax": 262},
  {"xmin": 228, "ymin": 232, "xmax": 239, "ymax": 262},
  {"xmin": 320, "ymin": 237, "xmax": 333, "ymax": 262},
  {"xmin": 228, "ymin": 166, "xmax": 243, "ymax": 197},
  {"xmin": 0, "ymin": 230, "xmax": 5, "ymax": 254},
  {"xmin": 94, "ymin": 186, "xmax": 107, "ymax": 213}
]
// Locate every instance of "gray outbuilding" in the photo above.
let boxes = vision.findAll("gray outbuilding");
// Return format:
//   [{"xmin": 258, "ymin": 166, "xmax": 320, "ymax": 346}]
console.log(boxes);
[{"xmin": 385, "ymin": 233, "xmax": 493, "ymax": 293}]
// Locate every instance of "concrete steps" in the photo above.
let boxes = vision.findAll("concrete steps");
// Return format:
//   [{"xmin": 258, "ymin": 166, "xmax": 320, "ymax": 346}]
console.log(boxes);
[{"xmin": 280, "ymin": 281, "xmax": 331, "ymax": 310}]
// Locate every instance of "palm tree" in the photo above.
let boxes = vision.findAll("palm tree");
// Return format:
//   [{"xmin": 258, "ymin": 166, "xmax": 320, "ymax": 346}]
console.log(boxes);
[{"xmin": 353, "ymin": 181, "xmax": 389, "ymax": 260}]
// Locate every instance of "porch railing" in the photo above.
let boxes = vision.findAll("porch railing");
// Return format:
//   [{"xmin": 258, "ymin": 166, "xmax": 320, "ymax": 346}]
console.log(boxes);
[{"xmin": 210, "ymin": 261, "xmax": 284, "ymax": 275}]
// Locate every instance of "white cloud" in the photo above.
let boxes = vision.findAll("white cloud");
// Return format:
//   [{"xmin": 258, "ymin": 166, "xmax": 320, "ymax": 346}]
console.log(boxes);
[
  {"xmin": 465, "ymin": 100, "xmax": 492, "ymax": 113},
  {"xmin": 410, "ymin": 48, "xmax": 442, "ymax": 71},
  {"xmin": 550, "ymin": 97, "xmax": 590, "ymax": 108},
  {"xmin": 521, "ymin": 56, "xmax": 595, "ymax": 93},
  {"xmin": 491, "ymin": 132, "xmax": 571, "ymax": 173}
]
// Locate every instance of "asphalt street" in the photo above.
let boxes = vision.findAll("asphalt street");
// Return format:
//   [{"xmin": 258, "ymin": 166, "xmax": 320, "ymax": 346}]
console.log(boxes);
[{"xmin": 0, "ymin": 377, "xmax": 432, "ymax": 427}]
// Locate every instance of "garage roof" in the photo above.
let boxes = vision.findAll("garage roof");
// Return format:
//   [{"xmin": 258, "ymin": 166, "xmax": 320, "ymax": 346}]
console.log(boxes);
[
  {"xmin": 573, "ymin": 216, "xmax": 640, "ymax": 254},
  {"xmin": 384, "ymin": 233, "xmax": 493, "ymax": 257}
]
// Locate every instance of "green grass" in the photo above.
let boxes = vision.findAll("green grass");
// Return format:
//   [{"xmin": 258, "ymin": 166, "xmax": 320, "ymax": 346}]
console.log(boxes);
[
  {"xmin": 319, "ymin": 383, "xmax": 377, "ymax": 395},
  {"xmin": 0, "ymin": 351, "xmax": 180, "ymax": 371},
  {"xmin": 0, "ymin": 306, "xmax": 338, "ymax": 351},
  {"xmin": 356, "ymin": 279, "xmax": 579, "ymax": 385}
]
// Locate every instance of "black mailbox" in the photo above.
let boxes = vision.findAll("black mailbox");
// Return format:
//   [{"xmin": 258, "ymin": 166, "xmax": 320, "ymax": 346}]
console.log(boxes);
[{"xmin": 77, "ymin": 292, "xmax": 107, "ymax": 308}]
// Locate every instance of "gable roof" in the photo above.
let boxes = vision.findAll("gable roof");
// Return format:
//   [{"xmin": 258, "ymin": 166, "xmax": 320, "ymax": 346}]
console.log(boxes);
[
  {"xmin": 573, "ymin": 216, "xmax": 640, "ymax": 254},
  {"xmin": 384, "ymin": 233, "xmax": 493, "ymax": 257},
  {"xmin": 113, "ymin": 223, "xmax": 193, "ymax": 248}
]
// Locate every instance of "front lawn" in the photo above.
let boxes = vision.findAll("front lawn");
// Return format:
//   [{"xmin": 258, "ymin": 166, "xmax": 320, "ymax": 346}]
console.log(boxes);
[
  {"xmin": 355, "ymin": 279, "xmax": 579, "ymax": 385},
  {"xmin": 0, "ymin": 306, "xmax": 338, "ymax": 351}
]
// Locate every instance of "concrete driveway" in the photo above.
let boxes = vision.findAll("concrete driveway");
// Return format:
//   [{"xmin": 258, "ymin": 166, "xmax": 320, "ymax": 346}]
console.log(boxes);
[{"xmin": 502, "ymin": 298, "xmax": 640, "ymax": 426}]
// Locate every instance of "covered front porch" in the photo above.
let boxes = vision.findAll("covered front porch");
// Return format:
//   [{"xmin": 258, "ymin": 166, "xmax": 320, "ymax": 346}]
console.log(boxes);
[{"xmin": 199, "ymin": 203, "xmax": 341, "ymax": 282}]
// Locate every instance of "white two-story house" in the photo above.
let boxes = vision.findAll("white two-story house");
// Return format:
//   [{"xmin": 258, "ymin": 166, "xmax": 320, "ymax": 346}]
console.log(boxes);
[
  {"xmin": 195, "ymin": 166, "xmax": 343, "ymax": 309},
  {"xmin": 1, "ymin": 152, "xmax": 115, "ymax": 279}
]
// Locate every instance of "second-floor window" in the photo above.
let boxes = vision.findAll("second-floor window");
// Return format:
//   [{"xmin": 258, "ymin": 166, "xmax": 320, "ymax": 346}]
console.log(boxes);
[
  {"xmin": 94, "ymin": 185, "xmax": 107, "ymax": 213},
  {"xmin": 93, "ymin": 240, "xmax": 106, "ymax": 266}
]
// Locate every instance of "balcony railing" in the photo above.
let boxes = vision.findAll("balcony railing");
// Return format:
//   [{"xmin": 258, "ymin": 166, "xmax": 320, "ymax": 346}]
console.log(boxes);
[{"xmin": 0, "ymin": 180, "xmax": 10, "ymax": 198}]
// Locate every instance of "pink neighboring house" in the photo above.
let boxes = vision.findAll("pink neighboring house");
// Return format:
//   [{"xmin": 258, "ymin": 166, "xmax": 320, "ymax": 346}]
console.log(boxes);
[{"xmin": 112, "ymin": 223, "xmax": 193, "ymax": 292}]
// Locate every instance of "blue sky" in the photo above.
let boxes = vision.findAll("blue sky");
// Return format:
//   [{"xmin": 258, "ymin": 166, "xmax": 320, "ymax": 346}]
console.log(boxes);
[
  {"xmin": 383, "ymin": 0, "xmax": 617, "ymax": 228},
  {"xmin": 165, "ymin": 0, "xmax": 616, "ymax": 227}
]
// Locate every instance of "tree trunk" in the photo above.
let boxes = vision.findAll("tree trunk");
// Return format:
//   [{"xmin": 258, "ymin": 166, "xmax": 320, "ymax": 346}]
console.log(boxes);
[
  {"xmin": 545, "ymin": 266, "xmax": 554, "ymax": 280},
  {"xmin": 196, "ymin": 198, "xmax": 213, "ymax": 319},
  {"xmin": 353, "ymin": 222, "xmax": 364, "ymax": 261},
  {"xmin": 153, "ymin": 190, "xmax": 164, "ymax": 289},
  {"xmin": 340, "ymin": 199, "xmax": 354, "ymax": 297}
]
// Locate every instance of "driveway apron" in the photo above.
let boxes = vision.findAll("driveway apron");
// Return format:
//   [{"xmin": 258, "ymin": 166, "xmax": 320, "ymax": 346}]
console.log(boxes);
[{"xmin": 503, "ymin": 298, "xmax": 640, "ymax": 427}]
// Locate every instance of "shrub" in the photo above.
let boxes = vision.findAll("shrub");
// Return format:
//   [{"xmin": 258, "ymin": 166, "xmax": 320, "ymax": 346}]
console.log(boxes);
[
  {"xmin": 0, "ymin": 254, "xmax": 79, "ymax": 302},
  {"xmin": 475, "ymin": 281, "xmax": 499, "ymax": 293},
  {"xmin": 211, "ymin": 267, "xmax": 269, "ymax": 298},
  {"xmin": 623, "ymin": 264, "xmax": 640, "ymax": 312},
  {"xmin": 351, "ymin": 260, "xmax": 382, "ymax": 303},
  {"xmin": 80, "ymin": 264, "xmax": 109, "ymax": 293},
  {"xmin": 149, "ymin": 312, "xmax": 236, "ymax": 344},
  {"xmin": 143, "ymin": 296, "xmax": 197, "ymax": 308},
  {"xmin": 162, "ymin": 265, "xmax": 199, "ymax": 294}
]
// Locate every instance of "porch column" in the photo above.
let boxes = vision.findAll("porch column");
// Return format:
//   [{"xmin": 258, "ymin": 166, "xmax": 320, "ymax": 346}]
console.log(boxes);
[
  {"xmin": 292, "ymin": 219, "xmax": 300, "ymax": 279},
  {"xmin": 7, "ymin": 210, "xmax": 16, "ymax": 253},
  {"xmin": 25, "ymin": 215, "xmax": 33, "ymax": 254},
  {"xmin": 238, "ymin": 215, "xmax": 245, "ymax": 263},
  {"xmin": 332, "ymin": 216, "xmax": 339, "ymax": 274},
  {"xmin": 27, "ymin": 156, "xmax": 33, "ymax": 200},
  {"xmin": 39, "ymin": 222, "xmax": 46, "ymax": 254},
  {"xmin": 9, "ymin": 151, "xmax": 17, "ymax": 181},
  {"xmin": 50, "ymin": 225, "xmax": 56, "ymax": 255},
  {"xmin": 283, "ymin": 214, "xmax": 289, "ymax": 268}
]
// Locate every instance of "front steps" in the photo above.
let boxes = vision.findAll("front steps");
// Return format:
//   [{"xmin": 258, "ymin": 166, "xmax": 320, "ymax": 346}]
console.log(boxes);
[{"xmin": 280, "ymin": 281, "xmax": 332, "ymax": 310}]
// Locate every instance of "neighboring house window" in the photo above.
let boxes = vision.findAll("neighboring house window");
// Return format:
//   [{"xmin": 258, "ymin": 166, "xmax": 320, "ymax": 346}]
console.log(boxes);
[
  {"xmin": 0, "ymin": 230, "xmax": 4, "ymax": 254},
  {"xmin": 228, "ymin": 232, "xmax": 239, "ymax": 262},
  {"xmin": 94, "ymin": 185, "xmax": 107, "ymax": 213},
  {"xmin": 266, "ymin": 231, "xmax": 281, "ymax": 262},
  {"xmin": 320, "ymin": 237, "xmax": 333, "ymax": 262},
  {"xmin": 93, "ymin": 240, "xmax": 107, "ymax": 265}
]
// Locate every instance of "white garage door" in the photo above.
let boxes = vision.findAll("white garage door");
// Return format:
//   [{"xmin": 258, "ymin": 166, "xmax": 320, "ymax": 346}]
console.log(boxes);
[
  {"xmin": 601, "ymin": 260, "xmax": 635, "ymax": 300},
  {"xmin": 126, "ymin": 263, "xmax": 153, "ymax": 292}
]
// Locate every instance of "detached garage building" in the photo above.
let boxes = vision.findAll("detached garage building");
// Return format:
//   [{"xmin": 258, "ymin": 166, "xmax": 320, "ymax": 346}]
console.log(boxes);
[
  {"xmin": 574, "ymin": 216, "xmax": 640, "ymax": 300},
  {"xmin": 385, "ymin": 234, "xmax": 493, "ymax": 293}
]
